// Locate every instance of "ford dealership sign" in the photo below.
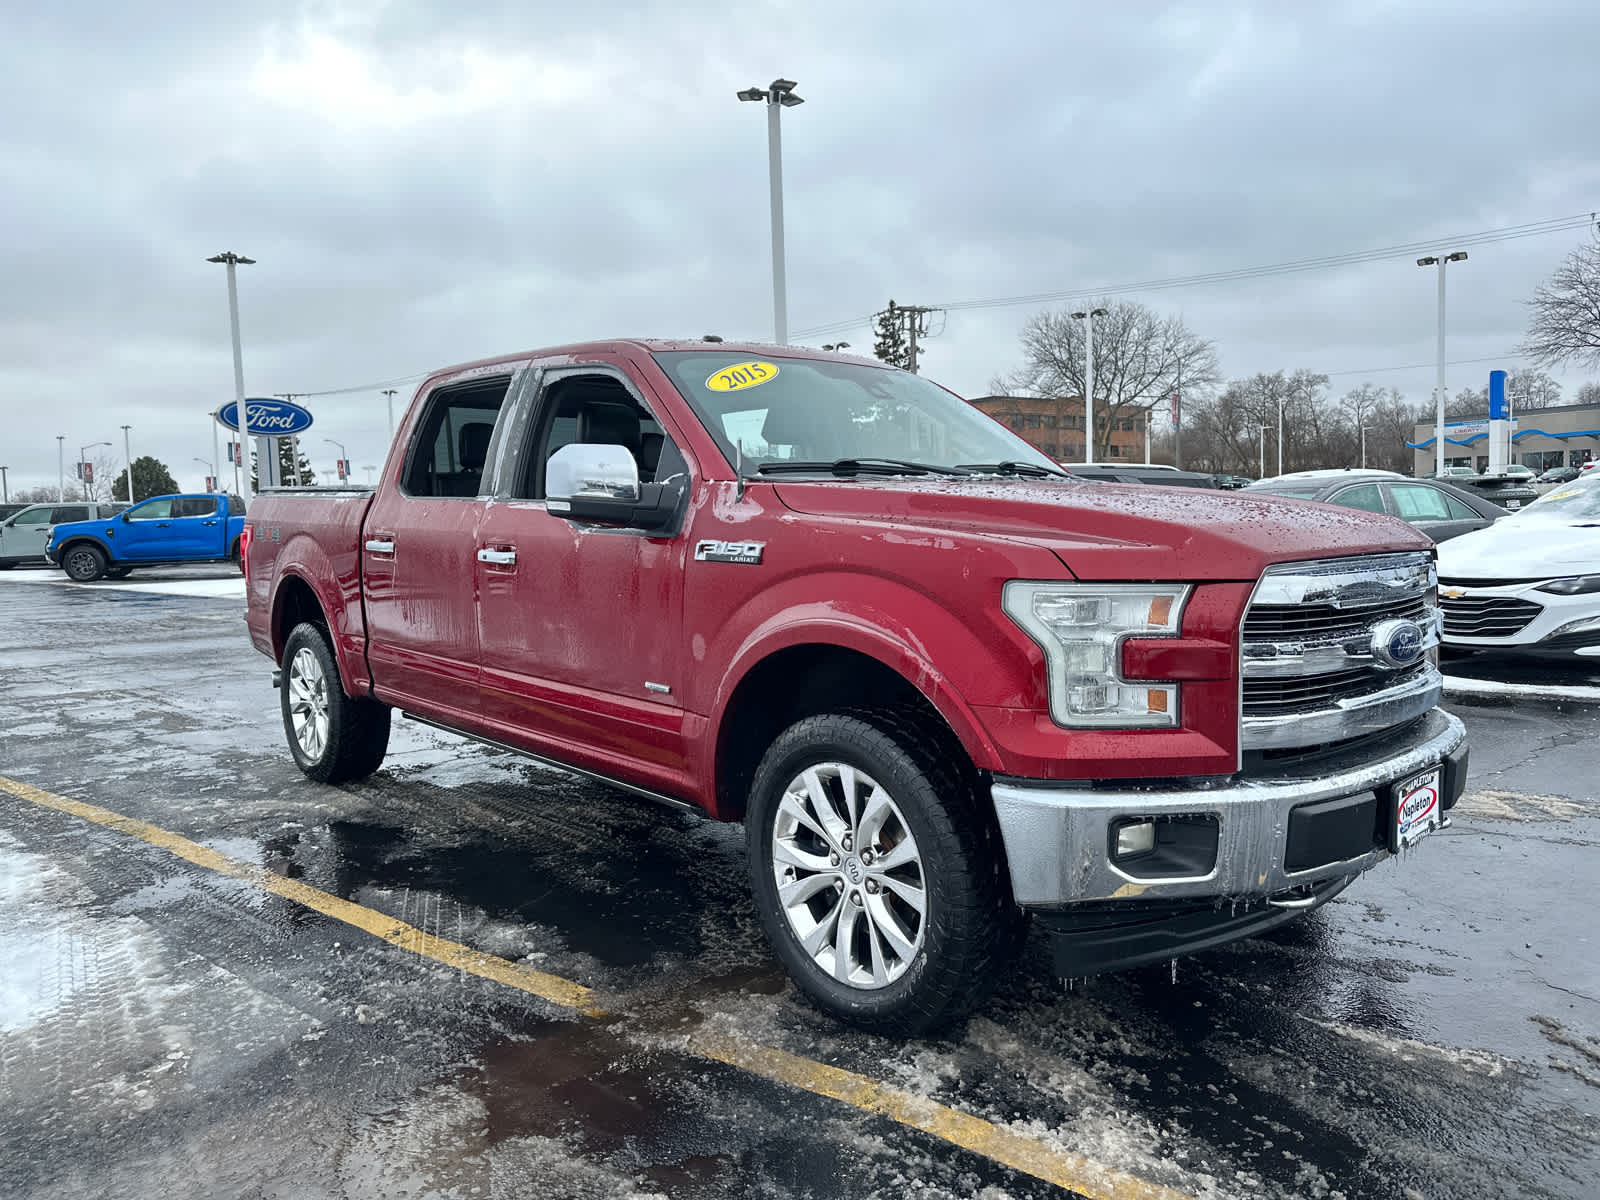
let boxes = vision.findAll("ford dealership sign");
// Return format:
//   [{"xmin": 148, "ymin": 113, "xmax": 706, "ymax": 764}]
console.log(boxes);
[{"xmin": 217, "ymin": 398, "xmax": 314, "ymax": 435}]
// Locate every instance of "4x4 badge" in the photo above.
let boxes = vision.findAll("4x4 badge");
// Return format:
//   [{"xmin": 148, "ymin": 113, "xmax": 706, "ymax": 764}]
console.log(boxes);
[{"xmin": 695, "ymin": 539, "xmax": 765, "ymax": 565}]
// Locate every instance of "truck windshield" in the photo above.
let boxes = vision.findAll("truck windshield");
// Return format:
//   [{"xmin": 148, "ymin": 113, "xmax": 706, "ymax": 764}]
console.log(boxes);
[{"xmin": 653, "ymin": 351, "xmax": 1061, "ymax": 477}]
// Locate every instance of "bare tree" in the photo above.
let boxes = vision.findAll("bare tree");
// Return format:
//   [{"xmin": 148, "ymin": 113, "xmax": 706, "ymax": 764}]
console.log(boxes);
[
  {"xmin": 1577, "ymin": 381, "xmax": 1600, "ymax": 406},
  {"xmin": 1520, "ymin": 231, "xmax": 1600, "ymax": 371},
  {"xmin": 1449, "ymin": 368, "xmax": 1562, "ymax": 418},
  {"xmin": 995, "ymin": 300, "xmax": 1219, "ymax": 459}
]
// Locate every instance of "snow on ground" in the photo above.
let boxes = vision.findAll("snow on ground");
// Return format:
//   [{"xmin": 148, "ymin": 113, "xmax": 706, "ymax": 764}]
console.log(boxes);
[
  {"xmin": 1441, "ymin": 675, "xmax": 1600, "ymax": 702},
  {"xmin": 0, "ymin": 569, "xmax": 243, "ymax": 599}
]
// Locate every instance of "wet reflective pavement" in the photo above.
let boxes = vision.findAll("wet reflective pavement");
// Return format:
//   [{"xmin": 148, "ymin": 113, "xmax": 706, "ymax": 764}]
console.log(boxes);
[{"xmin": 1, "ymin": 570, "xmax": 1597, "ymax": 1199}]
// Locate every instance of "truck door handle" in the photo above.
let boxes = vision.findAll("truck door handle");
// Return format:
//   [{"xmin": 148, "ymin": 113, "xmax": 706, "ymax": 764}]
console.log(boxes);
[
  {"xmin": 156, "ymin": 522, "xmax": 171, "ymax": 528},
  {"xmin": 203, "ymin": 520, "xmax": 218, "ymax": 526},
  {"xmin": 364, "ymin": 538, "xmax": 396, "ymax": 555},
  {"xmin": 476, "ymin": 547, "xmax": 516, "ymax": 566}
]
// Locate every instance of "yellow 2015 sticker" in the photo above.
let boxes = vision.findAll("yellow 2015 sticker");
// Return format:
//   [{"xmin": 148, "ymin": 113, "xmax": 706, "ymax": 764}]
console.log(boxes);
[{"xmin": 706, "ymin": 361, "xmax": 779, "ymax": 393}]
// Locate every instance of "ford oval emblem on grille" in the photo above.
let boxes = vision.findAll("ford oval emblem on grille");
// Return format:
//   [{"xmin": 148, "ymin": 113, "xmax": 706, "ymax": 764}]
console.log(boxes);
[{"xmin": 1370, "ymin": 618, "xmax": 1424, "ymax": 670}]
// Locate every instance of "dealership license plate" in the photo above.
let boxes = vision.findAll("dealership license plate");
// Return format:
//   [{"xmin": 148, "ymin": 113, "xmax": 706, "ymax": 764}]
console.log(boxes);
[
  {"xmin": 1507, "ymin": 499, "xmax": 1522, "ymax": 509},
  {"xmin": 1393, "ymin": 766, "xmax": 1442, "ymax": 850}
]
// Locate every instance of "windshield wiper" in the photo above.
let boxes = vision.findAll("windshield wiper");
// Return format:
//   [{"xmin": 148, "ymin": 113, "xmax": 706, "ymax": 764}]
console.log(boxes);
[
  {"xmin": 955, "ymin": 460, "xmax": 1072, "ymax": 478},
  {"xmin": 755, "ymin": 458, "xmax": 973, "ymax": 478}
]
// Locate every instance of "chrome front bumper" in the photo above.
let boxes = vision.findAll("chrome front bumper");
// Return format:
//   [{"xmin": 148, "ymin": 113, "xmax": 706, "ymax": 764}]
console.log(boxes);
[{"xmin": 990, "ymin": 708, "xmax": 1467, "ymax": 906}]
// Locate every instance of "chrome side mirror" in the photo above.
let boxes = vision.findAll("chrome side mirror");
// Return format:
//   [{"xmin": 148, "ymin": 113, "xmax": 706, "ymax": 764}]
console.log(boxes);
[{"xmin": 546, "ymin": 444, "xmax": 641, "ymax": 511}]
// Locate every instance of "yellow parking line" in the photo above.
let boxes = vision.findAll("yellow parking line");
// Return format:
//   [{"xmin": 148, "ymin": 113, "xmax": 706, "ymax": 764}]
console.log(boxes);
[
  {"xmin": 2, "ymin": 774, "xmax": 1194, "ymax": 1200},
  {"xmin": 688, "ymin": 1031, "xmax": 1194, "ymax": 1200},
  {"xmin": 0, "ymin": 775, "xmax": 604, "ymax": 1017}
]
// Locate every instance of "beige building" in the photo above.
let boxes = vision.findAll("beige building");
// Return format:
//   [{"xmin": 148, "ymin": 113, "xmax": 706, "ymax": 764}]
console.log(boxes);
[
  {"xmin": 1411, "ymin": 401, "xmax": 1600, "ymax": 475},
  {"xmin": 969, "ymin": 394, "xmax": 1147, "ymax": 462}
]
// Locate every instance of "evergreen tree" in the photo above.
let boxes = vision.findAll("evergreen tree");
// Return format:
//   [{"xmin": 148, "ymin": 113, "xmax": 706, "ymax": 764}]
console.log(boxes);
[
  {"xmin": 111, "ymin": 456, "xmax": 180, "ymax": 502},
  {"xmin": 249, "ymin": 438, "xmax": 318, "ymax": 490},
  {"xmin": 872, "ymin": 300, "xmax": 911, "ymax": 369}
]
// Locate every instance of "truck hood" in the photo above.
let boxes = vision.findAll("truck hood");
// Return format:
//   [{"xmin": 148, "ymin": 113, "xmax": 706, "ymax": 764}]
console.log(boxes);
[
  {"xmin": 1436, "ymin": 514, "xmax": 1600, "ymax": 579},
  {"xmin": 771, "ymin": 478, "xmax": 1431, "ymax": 581}
]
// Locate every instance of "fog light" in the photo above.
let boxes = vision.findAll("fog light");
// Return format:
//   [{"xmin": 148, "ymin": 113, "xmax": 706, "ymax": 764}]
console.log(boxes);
[{"xmin": 1113, "ymin": 820, "xmax": 1156, "ymax": 858}]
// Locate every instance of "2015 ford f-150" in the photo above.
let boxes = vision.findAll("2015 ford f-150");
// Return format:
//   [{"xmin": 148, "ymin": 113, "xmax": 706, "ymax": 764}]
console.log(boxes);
[{"xmin": 243, "ymin": 340, "xmax": 1468, "ymax": 1033}]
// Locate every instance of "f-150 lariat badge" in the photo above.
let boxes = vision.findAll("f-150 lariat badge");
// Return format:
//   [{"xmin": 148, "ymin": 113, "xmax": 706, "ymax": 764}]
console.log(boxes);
[{"xmin": 694, "ymin": 539, "xmax": 765, "ymax": 565}]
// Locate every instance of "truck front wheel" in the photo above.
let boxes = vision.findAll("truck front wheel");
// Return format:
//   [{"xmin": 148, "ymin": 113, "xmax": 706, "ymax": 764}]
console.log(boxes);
[
  {"xmin": 62, "ymin": 544, "xmax": 107, "ymax": 582},
  {"xmin": 746, "ymin": 710, "xmax": 1021, "ymax": 1035},
  {"xmin": 280, "ymin": 622, "xmax": 391, "ymax": 783}
]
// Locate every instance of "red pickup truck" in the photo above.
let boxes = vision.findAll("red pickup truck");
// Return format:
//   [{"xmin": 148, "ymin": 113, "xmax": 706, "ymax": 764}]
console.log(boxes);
[{"xmin": 244, "ymin": 339, "xmax": 1467, "ymax": 1033}]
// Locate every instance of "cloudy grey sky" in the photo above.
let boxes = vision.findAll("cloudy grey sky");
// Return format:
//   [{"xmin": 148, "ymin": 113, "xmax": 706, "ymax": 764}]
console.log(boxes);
[{"xmin": 2, "ymin": 0, "xmax": 1597, "ymax": 494}]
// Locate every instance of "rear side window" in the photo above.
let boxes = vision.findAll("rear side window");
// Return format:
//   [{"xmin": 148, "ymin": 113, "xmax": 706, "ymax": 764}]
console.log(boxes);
[
  {"xmin": 50, "ymin": 506, "xmax": 90, "ymax": 523},
  {"xmin": 173, "ymin": 497, "xmax": 219, "ymax": 518},
  {"xmin": 1329, "ymin": 484, "xmax": 1385, "ymax": 513},
  {"xmin": 228, "ymin": 495, "xmax": 245, "ymax": 515},
  {"xmin": 1389, "ymin": 485, "xmax": 1452, "ymax": 521},
  {"xmin": 401, "ymin": 376, "xmax": 514, "ymax": 498}
]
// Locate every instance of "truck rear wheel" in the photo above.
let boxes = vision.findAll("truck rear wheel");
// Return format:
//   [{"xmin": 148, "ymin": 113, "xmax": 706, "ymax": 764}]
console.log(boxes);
[
  {"xmin": 62, "ymin": 544, "xmax": 107, "ymax": 582},
  {"xmin": 280, "ymin": 622, "xmax": 391, "ymax": 783},
  {"xmin": 746, "ymin": 710, "xmax": 1022, "ymax": 1035}
]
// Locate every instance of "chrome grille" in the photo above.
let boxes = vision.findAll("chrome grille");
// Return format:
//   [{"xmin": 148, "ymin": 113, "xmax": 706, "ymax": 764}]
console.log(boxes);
[
  {"xmin": 1243, "ymin": 663, "xmax": 1428, "ymax": 717},
  {"xmin": 1241, "ymin": 552, "xmax": 1442, "ymax": 752},
  {"xmin": 1439, "ymin": 595, "xmax": 1542, "ymax": 639},
  {"xmin": 1243, "ymin": 595, "xmax": 1428, "ymax": 642}
]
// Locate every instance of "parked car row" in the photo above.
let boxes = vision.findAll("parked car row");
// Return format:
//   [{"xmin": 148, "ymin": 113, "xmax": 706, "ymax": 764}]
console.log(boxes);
[{"xmin": 0, "ymin": 493, "xmax": 246, "ymax": 580}]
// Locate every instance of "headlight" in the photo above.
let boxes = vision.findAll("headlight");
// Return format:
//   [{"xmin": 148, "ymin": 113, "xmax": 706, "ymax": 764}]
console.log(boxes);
[
  {"xmin": 1536, "ymin": 575, "xmax": 1600, "ymax": 596},
  {"xmin": 1002, "ymin": 581, "xmax": 1190, "ymax": 728}
]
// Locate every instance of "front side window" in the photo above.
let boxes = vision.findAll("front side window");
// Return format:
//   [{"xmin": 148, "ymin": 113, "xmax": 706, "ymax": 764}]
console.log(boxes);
[
  {"xmin": 513, "ymin": 372, "xmax": 687, "ymax": 500},
  {"xmin": 128, "ymin": 499, "xmax": 174, "ymax": 520},
  {"xmin": 655, "ymin": 352, "xmax": 1059, "ymax": 474},
  {"xmin": 11, "ymin": 507, "xmax": 52, "ymax": 527}
]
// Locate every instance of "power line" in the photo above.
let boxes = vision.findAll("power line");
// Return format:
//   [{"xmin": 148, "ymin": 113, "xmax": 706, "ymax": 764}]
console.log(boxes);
[{"xmin": 791, "ymin": 211, "xmax": 1597, "ymax": 340}]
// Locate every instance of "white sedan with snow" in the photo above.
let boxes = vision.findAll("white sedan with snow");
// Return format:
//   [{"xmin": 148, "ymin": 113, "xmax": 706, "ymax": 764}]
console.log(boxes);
[{"xmin": 1436, "ymin": 474, "xmax": 1600, "ymax": 658}]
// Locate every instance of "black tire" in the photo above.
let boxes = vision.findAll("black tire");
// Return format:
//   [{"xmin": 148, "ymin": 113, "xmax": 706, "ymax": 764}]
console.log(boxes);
[
  {"xmin": 104, "ymin": 567, "xmax": 132, "ymax": 580},
  {"xmin": 746, "ymin": 708, "xmax": 1023, "ymax": 1036},
  {"xmin": 280, "ymin": 622, "xmax": 391, "ymax": 783},
  {"xmin": 62, "ymin": 543, "xmax": 107, "ymax": 582},
  {"xmin": 229, "ymin": 537, "xmax": 244, "ymax": 574}
]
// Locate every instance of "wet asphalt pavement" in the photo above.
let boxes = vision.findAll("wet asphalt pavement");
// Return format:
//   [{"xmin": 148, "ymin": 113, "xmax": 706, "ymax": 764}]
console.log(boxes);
[{"xmin": 1, "ymin": 568, "xmax": 1597, "ymax": 1200}]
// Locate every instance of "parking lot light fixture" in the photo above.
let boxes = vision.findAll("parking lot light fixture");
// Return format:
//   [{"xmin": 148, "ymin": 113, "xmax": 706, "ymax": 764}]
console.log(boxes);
[
  {"xmin": 121, "ymin": 425, "xmax": 134, "ymax": 502},
  {"xmin": 57, "ymin": 435, "xmax": 65, "ymax": 501},
  {"xmin": 79, "ymin": 441, "xmax": 111, "ymax": 499},
  {"xmin": 1417, "ymin": 251, "xmax": 1467, "ymax": 477},
  {"xmin": 324, "ymin": 438, "xmax": 348, "ymax": 482},
  {"xmin": 738, "ymin": 78, "xmax": 804, "ymax": 345}
]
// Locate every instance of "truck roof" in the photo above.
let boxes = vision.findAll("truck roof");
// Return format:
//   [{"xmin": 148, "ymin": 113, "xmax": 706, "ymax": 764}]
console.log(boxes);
[{"xmin": 423, "ymin": 339, "xmax": 874, "ymax": 380}]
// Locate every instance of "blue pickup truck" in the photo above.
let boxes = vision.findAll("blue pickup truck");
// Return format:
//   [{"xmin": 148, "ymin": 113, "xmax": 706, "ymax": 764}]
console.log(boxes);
[{"xmin": 46, "ymin": 493, "xmax": 247, "ymax": 581}]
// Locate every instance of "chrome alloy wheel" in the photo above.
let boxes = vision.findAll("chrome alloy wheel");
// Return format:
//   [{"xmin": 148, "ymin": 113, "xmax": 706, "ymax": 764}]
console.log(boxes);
[
  {"xmin": 771, "ymin": 762, "xmax": 927, "ymax": 989},
  {"xmin": 287, "ymin": 646, "xmax": 331, "ymax": 761}
]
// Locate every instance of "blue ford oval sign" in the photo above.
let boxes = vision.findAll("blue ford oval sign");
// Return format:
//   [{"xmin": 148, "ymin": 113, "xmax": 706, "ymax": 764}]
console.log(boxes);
[{"xmin": 217, "ymin": 398, "xmax": 314, "ymax": 435}]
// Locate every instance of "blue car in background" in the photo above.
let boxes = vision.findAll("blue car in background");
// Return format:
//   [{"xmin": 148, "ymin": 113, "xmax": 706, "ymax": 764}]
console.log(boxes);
[{"xmin": 46, "ymin": 493, "xmax": 247, "ymax": 581}]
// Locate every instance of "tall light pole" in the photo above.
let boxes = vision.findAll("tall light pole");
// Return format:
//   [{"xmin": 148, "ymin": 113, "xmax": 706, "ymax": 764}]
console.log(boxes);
[
  {"xmin": 207, "ymin": 251, "xmax": 255, "ymax": 501},
  {"xmin": 209, "ymin": 410, "xmax": 222, "ymax": 495},
  {"xmin": 324, "ymin": 438, "xmax": 348, "ymax": 483},
  {"xmin": 382, "ymin": 389, "xmax": 398, "ymax": 441},
  {"xmin": 1259, "ymin": 424, "xmax": 1270, "ymax": 479},
  {"xmin": 1277, "ymin": 393, "xmax": 1286, "ymax": 477},
  {"xmin": 1, "ymin": 466, "xmax": 9, "ymax": 503},
  {"xmin": 1361, "ymin": 425, "xmax": 1381, "ymax": 470},
  {"xmin": 79, "ymin": 441, "xmax": 111, "ymax": 500},
  {"xmin": 57, "ymin": 435, "xmax": 65, "ymax": 501},
  {"xmin": 1071, "ymin": 308, "xmax": 1107, "ymax": 460},
  {"xmin": 738, "ymin": 78, "xmax": 803, "ymax": 345},
  {"xmin": 1417, "ymin": 251, "xmax": 1467, "ymax": 475},
  {"xmin": 194, "ymin": 457, "xmax": 216, "ymax": 490},
  {"xmin": 120, "ymin": 425, "xmax": 134, "ymax": 502}
]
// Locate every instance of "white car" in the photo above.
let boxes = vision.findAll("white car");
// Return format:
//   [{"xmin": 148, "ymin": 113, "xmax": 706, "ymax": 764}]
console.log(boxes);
[{"xmin": 1435, "ymin": 474, "xmax": 1600, "ymax": 657}]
